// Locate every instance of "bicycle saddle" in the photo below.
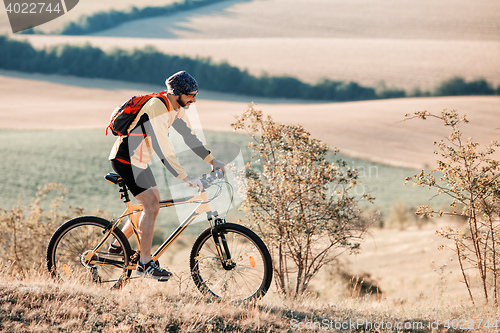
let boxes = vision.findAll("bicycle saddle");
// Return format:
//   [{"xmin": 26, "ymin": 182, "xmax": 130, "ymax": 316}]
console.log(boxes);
[{"xmin": 105, "ymin": 173, "xmax": 123, "ymax": 185}]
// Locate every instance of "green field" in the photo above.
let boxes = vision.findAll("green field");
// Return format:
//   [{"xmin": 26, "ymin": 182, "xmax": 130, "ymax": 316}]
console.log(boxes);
[{"xmin": 0, "ymin": 129, "xmax": 450, "ymax": 230}]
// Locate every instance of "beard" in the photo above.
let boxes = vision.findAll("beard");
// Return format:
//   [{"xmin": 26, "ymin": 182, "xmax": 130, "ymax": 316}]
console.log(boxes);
[{"xmin": 176, "ymin": 96, "xmax": 191, "ymax": 109}]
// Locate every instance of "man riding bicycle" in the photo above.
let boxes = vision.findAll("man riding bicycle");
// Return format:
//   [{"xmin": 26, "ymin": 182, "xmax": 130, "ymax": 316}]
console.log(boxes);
[{"xmin": 108, "ymin": 71, "xmax": 226, "ymax": 280}]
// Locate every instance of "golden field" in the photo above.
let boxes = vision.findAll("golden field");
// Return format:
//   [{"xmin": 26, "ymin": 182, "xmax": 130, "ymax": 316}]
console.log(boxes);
[
  {"xmin": 5, "ymin": 0, "xmax": 500, "ymax": 90},
  {"xmin": 2, "ymin": 72, "xmax": 499, "ymax": 169},
  {"xmin": 13, "ymin": 34, "xmax": 500, "ymax": 92}
]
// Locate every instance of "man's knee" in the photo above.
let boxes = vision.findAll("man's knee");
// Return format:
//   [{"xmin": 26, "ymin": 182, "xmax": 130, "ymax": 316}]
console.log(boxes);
[
  {"xmin": 136, "ymin": 188, "xmax": 160, "ymax": 215},
  {"xmin": 144, "ymin": 200, "xmax": 160, "ymax": 215},
  {"xmin": 141, "ymin": 195, "xmax": 160, "ymax": 214}
]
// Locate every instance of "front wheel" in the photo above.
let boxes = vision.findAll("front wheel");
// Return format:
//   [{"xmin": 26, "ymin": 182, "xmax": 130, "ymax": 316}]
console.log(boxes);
[
  {"xmin": 46, "ymin": 216, "xmax": 132, "ymax": 288},
  {"xmin": 190, "ymin": 223, "xmax": 273, "ymax": 301}
]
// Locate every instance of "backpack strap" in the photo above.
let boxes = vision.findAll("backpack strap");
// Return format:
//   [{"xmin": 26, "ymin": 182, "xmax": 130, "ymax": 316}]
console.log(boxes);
[{"xmin": 154, "ymin": 91, "xmax": 170, "ymax": 111}]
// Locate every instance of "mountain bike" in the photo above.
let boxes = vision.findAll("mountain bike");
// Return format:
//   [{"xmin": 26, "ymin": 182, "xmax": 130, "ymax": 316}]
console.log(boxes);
[{"xmin": 46, "ymin": 170, "xmax": 273, "ymax": 301}]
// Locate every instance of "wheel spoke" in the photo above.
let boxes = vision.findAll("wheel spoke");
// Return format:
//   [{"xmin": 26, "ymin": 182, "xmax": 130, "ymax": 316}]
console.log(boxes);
[
  {"xmin": 190, "ymin": 224, "xmax": 272, "ymax": 301},
  {"xmin": 47, "ymin": 218, "xmax": 131, "ymax": 288}
]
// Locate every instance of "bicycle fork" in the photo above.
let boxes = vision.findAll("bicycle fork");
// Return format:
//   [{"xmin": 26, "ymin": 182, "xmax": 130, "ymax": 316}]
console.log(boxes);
[{"xmin": 208, "ymin": 212, "xmax": 236, "ymax": 270}]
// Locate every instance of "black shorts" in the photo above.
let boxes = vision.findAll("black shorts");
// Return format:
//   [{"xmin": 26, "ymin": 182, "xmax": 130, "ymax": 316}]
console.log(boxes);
[{"xmin": 111, "ymin": 159, "xmax": 157, "ymax": 196}]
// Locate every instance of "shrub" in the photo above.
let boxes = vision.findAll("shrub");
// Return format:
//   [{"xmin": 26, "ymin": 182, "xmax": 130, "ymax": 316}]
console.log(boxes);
[
  {"xmin": 0, "ymin": 184, "xmax": 84, "ymax": 273},
  {"xmin": 232, "ymin": 105, "xmax": 373, "ymax": 297},
  {"xmin": 405, "ymin": 110, "xmax": 500, "ymax": 306}
]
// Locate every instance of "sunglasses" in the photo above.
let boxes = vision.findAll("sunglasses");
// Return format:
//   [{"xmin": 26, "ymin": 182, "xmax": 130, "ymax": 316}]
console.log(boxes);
[{"xmin": 184, "ymin": 92, "xmax": 198, "ymax": 98}]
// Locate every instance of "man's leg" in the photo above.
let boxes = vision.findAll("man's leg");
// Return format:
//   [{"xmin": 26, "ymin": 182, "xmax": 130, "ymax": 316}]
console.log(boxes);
[
  {"xmin": 116, "ymin": 211, "xmax": 141, "ymax": 240},
  {"xmin": 134, "ymin": 187, "xmax": 160, "ymax": 264}
]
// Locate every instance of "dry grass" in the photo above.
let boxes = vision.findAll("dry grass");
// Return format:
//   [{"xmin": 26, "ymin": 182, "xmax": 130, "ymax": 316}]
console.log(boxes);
[
  {"xmin": 1, "ymin": 190, "xmax": 497, "ymax": 331},
  {"xmin": 0, "ymin": 163, "xmax": 498, "ymax": 331},
  {"xmin": 0, "ymin": 267, "xmax": 281, "ymax": 332},
  {"xmin": 1, "ymin": 254, "xmax": 498, "ymax": 332},
  {"xmin": 1, "ymin": 205, "xmax": 498, "ymax": 332}
]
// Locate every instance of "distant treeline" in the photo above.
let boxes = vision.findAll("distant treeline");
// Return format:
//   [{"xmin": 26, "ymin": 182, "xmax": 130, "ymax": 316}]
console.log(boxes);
[
  {"xmin": 1, "ymin": 36, "xmax": 499, "ymax": 101},
  {"xmin": 21, "ymin": 0, "xmax": 232, "ymax": 35},
  {"xmin": 431, "ymin": 77, "xmax": 500, "ymax": 97}
]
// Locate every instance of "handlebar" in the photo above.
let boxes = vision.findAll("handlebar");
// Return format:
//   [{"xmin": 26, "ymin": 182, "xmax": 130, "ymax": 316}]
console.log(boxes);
[{"xmin": 200, "ymin": 169, "xmax": 224, "ymax": 190}]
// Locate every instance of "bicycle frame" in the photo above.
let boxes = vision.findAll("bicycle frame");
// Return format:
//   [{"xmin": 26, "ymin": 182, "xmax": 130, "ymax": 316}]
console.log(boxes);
[{"xmin": 84, "ymin": 190, "xmax": 217, "ymax": 271}]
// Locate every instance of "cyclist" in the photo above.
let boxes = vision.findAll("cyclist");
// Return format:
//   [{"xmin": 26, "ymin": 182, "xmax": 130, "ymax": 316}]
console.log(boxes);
[{"xmin": 108, "ymin": 71, "xmax": 226, "ymax": 280}]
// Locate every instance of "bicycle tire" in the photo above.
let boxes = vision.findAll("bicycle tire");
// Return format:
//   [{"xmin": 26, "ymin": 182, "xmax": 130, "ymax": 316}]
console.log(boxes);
[
  {"xmin": 46, "ymin": 216, "xmax": 132, "ymax": 288},
  {"xmin": 190, "ymin": 223, "xmax": 273, "ymax": 301}
]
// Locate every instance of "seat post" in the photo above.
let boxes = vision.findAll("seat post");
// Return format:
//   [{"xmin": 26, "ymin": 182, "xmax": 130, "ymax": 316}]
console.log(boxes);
[{"xmin": 118, "ymin": 180, "xmax": 131, "ymax": 203}]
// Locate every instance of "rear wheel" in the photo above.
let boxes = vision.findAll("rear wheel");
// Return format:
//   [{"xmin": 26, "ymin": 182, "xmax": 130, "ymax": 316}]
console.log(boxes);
[
  {"xmin": 46, "ymin": 216, "xmax": 132, "ymax": 288},
  {"xmin": 190, "ymin": 223, "xmax": 273, "ymax": 301}
]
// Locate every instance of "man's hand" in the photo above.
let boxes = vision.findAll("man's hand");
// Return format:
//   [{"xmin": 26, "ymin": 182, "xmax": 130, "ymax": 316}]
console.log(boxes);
[
  {"xmin": 210, "ymin": 159, "xmax": 226, "ymax": 175},
  {"xmin": 184, "ymin": 176, "xmax": 203, "ymax": 190}
]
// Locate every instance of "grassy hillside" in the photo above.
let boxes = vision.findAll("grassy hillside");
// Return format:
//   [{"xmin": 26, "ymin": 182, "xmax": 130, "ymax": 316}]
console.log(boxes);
[{"xmin": 0, "ymin": 129, "xmax": 243, "ymax": 236}]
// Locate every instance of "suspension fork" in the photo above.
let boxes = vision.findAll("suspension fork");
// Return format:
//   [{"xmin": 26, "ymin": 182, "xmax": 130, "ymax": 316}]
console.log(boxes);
[{"xmin": 208, "ymin": 212, "xmax": 235, "ymax": 270}]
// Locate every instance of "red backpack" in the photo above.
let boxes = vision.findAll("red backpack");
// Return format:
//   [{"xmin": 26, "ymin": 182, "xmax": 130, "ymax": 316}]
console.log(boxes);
[{"xmin": 106, "ymin": 91, "xmax": 169, "ymax": 136}]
